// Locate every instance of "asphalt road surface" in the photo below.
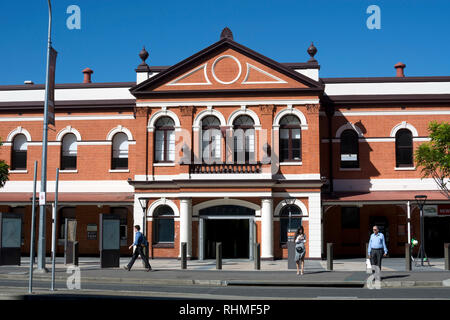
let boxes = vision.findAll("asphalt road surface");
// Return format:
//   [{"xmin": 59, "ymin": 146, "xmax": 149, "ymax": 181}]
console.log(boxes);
[{"xmin": 1, "ymin": 279, "xmax": 450, "ymax": 300}]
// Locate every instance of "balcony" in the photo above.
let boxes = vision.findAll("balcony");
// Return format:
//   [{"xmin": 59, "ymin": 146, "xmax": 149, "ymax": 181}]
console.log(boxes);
[{"xmin": 190, "ymin": 163, "xmax": 262, "ymax": 174}]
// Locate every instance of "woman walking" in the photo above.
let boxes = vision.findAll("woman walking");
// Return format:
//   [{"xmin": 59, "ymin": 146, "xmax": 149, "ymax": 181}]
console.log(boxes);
[{"xmin": 295, "ymin": 226, "xmax": 306, "ymax": 275}]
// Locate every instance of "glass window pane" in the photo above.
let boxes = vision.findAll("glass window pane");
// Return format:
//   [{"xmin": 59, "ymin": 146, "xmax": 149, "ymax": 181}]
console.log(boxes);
[
  {"xmin": 13, "ymin": 134, "xmax": 27, "ymax": 151},
  {"xmin": 157, "ymin": 219, "xmax": 174, "ymax": 243}
]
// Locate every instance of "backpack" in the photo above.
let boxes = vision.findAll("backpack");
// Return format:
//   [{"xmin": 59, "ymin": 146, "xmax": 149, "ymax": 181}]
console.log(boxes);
[{"xmin": 141, "ymin": 233, "xmax": 149, "ymax": 247}]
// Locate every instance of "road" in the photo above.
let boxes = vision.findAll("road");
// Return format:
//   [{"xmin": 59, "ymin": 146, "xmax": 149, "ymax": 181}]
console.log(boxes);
[{"xmin": 1, "ymin": 278, "xmax": 450, "ymax": 300}]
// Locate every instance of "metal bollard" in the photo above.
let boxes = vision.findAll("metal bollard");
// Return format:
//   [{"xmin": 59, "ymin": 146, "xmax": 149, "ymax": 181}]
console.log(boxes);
[
  {"xmin": 216, "ymin": 242, "xmax": 222, "ymax": 270},
  {"xmin": 326, "ymin": 243, "xmax": 333, "ymax": 271},
  {"xmin": 405, "ymin": 243, "xmax": 411, "ymax": 271},
  {"xmin": 254, "ymin": 243, "xmax": 261, "ymax": 270},
  {"xmin": 181, "ymin": 242, "xmax": 187, "ymax": 270},
  {"xmin": 445, "ymin": 243, "xmax": 450, "ymax": 271},
  {"xmin": 74, "ymin": 241, "xmax": 79, "ymax": 266}
]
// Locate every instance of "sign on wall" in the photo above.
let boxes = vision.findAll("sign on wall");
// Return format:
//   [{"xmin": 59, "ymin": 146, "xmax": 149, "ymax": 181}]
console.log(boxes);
[
  {"xmin": 438, "ymin": 204, "xmax": 450, "ymax": 215},
  {"xmin": 423, "ymin": 205, "xmax": 438, "ymax": 217}
]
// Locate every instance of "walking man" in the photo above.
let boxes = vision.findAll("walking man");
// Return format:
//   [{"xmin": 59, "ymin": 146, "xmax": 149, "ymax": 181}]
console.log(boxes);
[
  {"xmin": 368, "ymin": 225, "xmax": 388, "ymax": 273},
  {"xmin": 124, "ymin": 225, "xmax": 152, "ymax": 272}
]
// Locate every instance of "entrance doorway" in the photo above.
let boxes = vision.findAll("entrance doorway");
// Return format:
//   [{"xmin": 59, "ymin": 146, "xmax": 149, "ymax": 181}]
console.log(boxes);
[
  {"xmin": 204, "ymin": 219, "xmax": 249, "ymax": 259},
  {"xmin": 198, "ymin": 205, "xmax": 256, "ymax": 260},
  {"xmin": 425, "ymin": 217, "xmax": 450, "ymax": 257}
]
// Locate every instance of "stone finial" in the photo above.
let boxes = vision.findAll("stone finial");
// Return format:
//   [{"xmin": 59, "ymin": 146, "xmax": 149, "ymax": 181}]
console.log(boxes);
[
  {"xmin": 307, "ymin": 42, "xmax": 318, "ymax": 63},
  {"xmin": 220, "ymin": 27, "xmax": 233, "ymax": 40},
  {"xmin": 139, "ymin": 46, "xmax": 149, "ymax": 66}
]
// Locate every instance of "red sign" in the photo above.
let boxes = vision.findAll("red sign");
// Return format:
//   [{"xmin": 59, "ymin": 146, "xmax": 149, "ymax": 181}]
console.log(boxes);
[{"xmin": 438, "ymin": 204, "xmax": 450, "ymax": 215}]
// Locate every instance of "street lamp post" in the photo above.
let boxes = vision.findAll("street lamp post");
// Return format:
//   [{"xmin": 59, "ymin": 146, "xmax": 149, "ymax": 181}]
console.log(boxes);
[
  {"xmin": 37, "ymin": 0, "xmax": 53, "ymax": 272},
  {"xmin": 414, "ymin": 195, "xmax": 429, "ymax": 267},
  {"xmin": 138, "ymin": 198, "xmax": 149, "ymax": 257}
]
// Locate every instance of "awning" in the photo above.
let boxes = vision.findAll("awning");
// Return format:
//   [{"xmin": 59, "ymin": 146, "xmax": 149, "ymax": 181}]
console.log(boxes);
[
  {"xmin": 0, "ymin": 192, "xmax": 134, "ymax": 204},
  {"xmin": 323, "ymin": 191, "xmax": 449, "ymax": 204}
]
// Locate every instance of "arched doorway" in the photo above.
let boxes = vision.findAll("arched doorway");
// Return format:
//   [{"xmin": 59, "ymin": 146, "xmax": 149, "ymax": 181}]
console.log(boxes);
[{"xmin": 198, "ymin": 205, "xmax": 256, "ymax": 260}]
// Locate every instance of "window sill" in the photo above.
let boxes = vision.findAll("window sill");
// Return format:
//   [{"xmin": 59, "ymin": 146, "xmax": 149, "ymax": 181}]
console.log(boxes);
[
  {"xmin": 9, "ymin": 170, "xmax": 27, "ymax": 174},
  {"xmin": 153, "ymin": 163, "xmax": 176, "ymax": 167},
  {"xmin": 60, "ymin": 170, "xmax": 78, "ymax": 173},
  {"xmin": 339, "ymin": 168, "xmax": 361, "ymax": 171},
  {"xmin": 280, "ymin": 162, "xmax": 302, "ymax": 166},
  {"xmin": 152, "ymin": 243, "xmax": 175, "ymax": 248},
  {"xmin": 395, "ymin": 167, "xmax": 416, "ymax": 171},
  {"xmin": 109, "ymin": 169, "xmax": 130, "ymax": 173}
]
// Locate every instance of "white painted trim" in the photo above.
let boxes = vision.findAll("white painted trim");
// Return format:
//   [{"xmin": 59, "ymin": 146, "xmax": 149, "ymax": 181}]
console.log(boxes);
[
  {"xmin": 8, "ymin": 170, "xmax": 28, "ymax": 174},
  {"xmin": 106, "ymin": 125, "xmax": 134, "ymax": 141},
  {"xmin": 56, "ymin": 126, "xmax": 82, "ymax": 141},
  {"xmin": 135, "ymin": 192, "xmax": 273, "ymax": 198},
  {"xmin": 147, "ymin": 198, "xmax": 180, "ymax": 217},
  {"xmin": 339, "ymin": 168, "xmax": 361, "ymax": 171},
  {"xmin": 193, "ymin": 198, "xmax": 261, "ymax": 216},
  {"xmin": 211, "ymin": 55, "xmax": 242, "ymax": 85},
  {"xmin": 280, "ymin": 162, "xmax": 302, "ymax": 166},
  {"xmin": 147, "ymin": 106, "xmax": 181, "ymax": 132},
  {"xmin": 333, "ymin": 110, "xmax": 450, "ymax": 117},
  {"xmin": 227, "ymin": 108, "xmax": 261, "ymax": 127},
  {"xmin": 394, "ymin": 167, "xmax": 416, "ymax": 171},
  {"xmin": 192, "ymin": 108, "xmax": 227, "ymax": 127},
  {"xmin": 167, "ymin": 63, "xmax": 211, "ymax": 86},
  {"xmin": 324, "ymin": 82, "xmax": 450, "ymax": 96},
  {"xmin": 77, "ymin": 141, "xmax": 113, "ymax": 146},
  {"xmin": 273, "ymin": 107, "xmax": 308, "ymax": 130},
  {"xmin": 390, "ymin": 121, "xmax": 419, "ymax": 137},
  {"xmin": 59, "ymin": 170, "xmax": 78, "ymax": 173},
  {"xmin": 333, "ymin": 178, "xmax": 449, "ymax": 192},
  {"xmin": 136, "ymin": 99, "xmax": 320, "ymax": 108},
  {"xmin": 7, "ymin": 126, "xmax": 32, "ymax": 142},
  {"xmin": 321, "ymin": 137, "xmax": 430, "ymax": 143},
  {"xmin": 335, "ymin": 122, "xmax": 364, "ymax": 138},
  {"xmin": 153, "ymin": 163, "xmax": 175, "ymax": 167},
  {"xmin": 274, "ymin": 199, "xmax": 309, "ymax": 217},
  {"xmin": 0, "ymin": 180, "xmax": 134, "ymax": 193},
  {"xmin": 109, "ymin": 169, "xmax": 130, "ymax": 173},
  {"xmin": 0, "ymin": 115, "xmax": 135, "ymax": 122},
  {"xmin": 242, "ymin": 63, "xmax": 287, "ymax": 84}
]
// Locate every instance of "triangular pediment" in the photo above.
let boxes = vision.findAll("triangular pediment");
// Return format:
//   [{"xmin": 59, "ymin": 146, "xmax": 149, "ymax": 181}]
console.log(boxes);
[{"xmin": 131, "ymin": 38, "xmax": 323, "ymax": 97}]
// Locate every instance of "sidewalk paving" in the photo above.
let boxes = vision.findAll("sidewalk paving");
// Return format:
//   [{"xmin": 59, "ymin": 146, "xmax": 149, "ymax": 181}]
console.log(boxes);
[{"xmin": 0, "ymin": 257, "xmax": 449, "ymax": 288}]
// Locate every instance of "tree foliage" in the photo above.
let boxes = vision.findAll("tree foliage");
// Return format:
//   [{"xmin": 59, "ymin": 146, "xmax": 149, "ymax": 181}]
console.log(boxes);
[
  {"xmin": 0, "ymin": 138, "xmax": 10, "ymax": 188},
  {"xmin": 415, "ymin": 121, "xmax": 450, "ymax": 199}
]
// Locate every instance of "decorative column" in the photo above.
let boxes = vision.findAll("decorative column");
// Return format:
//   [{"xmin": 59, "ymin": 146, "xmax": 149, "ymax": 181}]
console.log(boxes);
[
  {"xmin": 179, "ymin": 106, "xmax": 195, "ymax": 177},
  {"xmin": 261, "ymin": 198, "xmax": 274, "ymax": 260},
  {"xmin": 179, "ymin": 198, "xmax": 192, "ymax": 259}
]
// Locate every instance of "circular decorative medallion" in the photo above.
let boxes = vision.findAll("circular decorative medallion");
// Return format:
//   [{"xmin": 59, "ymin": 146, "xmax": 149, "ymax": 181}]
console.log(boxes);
[{"xmin": 211, "ymin": 55, "xmax": 242, "ymax": 84}]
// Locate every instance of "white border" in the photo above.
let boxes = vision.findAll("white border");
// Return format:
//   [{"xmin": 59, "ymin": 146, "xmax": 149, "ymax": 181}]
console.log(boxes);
[
  {"xmin": 147, "ymin": 198, "xmax": 180, "ymax": 217},
  {"xmin": 335, "ymin": 122, "xmax": 364, "ymax": 138},
  {"xmin": 390, "ymin": 121, "xmax": 419, "ymax": 137},
  {"xmin": 227, "ymin": 107, "xmax": 261, "ymax": 128},
  {"xmin": 106, "ymin": 125, "xmax": 134, "ymax": 141},
  {"xmin": 211, "ymin": 55, "xmax": 242, "ymax": 85},
  {"xmin": 6, "ymin": 126, "xmax": 32, "ymax": 142},
  {"xmin": 56, "ymin": 126, "xmax": 82, "ymax": 141},
  {"xmin": 273, "ymin": 199, "xmax": 309, "ymax": 217},
  {"xmin": 242, "ymin": 63, "xmax": 287, "ymax": 84},
  {"xmin": 147, "ymin": 109, "xmax": 181, "ymax": 132},
  {"xmin": 166, "ymin": 63, "xmax": 211, "ymax": 86},
  {"xmin": 273, "ymin": 107, "xmax": 308, "ymax": 130},
  {"xmin": 192, "ymin": 198, "xmax": 261, "ymax": 217}
]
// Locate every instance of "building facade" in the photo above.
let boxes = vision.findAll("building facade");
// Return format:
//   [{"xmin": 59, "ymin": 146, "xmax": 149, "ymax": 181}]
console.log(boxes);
[{"xmin": 0, "ymin": 29, "xmax": 449, "ymax": 259}]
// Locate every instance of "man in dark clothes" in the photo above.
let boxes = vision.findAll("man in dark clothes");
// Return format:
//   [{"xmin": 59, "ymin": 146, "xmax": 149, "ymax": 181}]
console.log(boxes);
[{"xmin": 124, "ymin": 225, "xmax": 152, "ymax": 271}]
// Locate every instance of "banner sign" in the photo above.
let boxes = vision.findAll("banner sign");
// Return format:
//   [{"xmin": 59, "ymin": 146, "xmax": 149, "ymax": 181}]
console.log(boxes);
[
  {"xmin": 438, "ymin": 204, "xmax": 450, "ymax": 215},
  {"xmin": 47, "ymin": 46, "xmax": 58, "ymax": 126}
]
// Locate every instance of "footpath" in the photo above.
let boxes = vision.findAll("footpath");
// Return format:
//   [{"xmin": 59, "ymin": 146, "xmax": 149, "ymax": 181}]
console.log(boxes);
[{"xmin": 0, "ymin": 257, "xmax": 449, "ymax": 291}]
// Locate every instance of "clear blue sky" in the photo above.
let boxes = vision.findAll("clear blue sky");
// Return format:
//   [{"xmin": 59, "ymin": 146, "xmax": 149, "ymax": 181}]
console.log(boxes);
[{"xmin": 1, "ymin": 0, "xmax": 449, "ymax": 85}]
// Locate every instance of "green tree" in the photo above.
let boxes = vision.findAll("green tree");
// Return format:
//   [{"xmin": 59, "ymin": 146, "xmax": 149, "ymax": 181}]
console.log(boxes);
[
  {"xmin": 415, "ymin": 121, "xmax": 450, "ymax": 199},
  {"xmin": 0, "ymin": 138, "xmax": 9, "ymax": 188}
]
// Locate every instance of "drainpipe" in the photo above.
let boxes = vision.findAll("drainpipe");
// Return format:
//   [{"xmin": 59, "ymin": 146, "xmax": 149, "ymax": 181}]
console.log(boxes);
[{"xmin": 325, "ymin": 103, "xmax": 335, "ymax": 193}]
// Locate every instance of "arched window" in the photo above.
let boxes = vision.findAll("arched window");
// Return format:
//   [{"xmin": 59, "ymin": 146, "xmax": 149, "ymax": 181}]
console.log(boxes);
[
  {"xmin": 11, "ymin": 134, "xmax": 27, "ymax": 170},
  {"xmin": 279, "ymin": 115, "xmax": 301, "ymax": 162},
  {"xmin": 395, "ymin": 129, "xmax": 413, "ymax": 167},
  {"xmin": 233, "ymin": 115, "xmax": 255, "ymax": 163},
  {"xmin": 154, "ymin": 117, "xmax": 175, "ymax": 163},
  {"xmin": 111, "ymin": 132, "xmax": 129, "ymax": 170},
  {"xmin": 153, "ymin": 205, "xmax": 174, "ymax": 243},
  {"xmin": 340, "ymin": 129, "xmax": 359, "ymax": 168},
  {"xmin": 61, "ymin": 133, "xmax": 77, "ymax": 170},
  {"xmin": 201, "ymin": 116, "xmax": 221, "ymax": 163},
  {"xmin": 280, "ymin": 204, "xmax": 302, "ymax": 245}
]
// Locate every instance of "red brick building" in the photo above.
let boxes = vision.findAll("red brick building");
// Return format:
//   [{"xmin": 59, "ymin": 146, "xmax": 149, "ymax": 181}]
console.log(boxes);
[{"xmin": 0, "ymin": 29, "xmax": 449, "ymax": 259}]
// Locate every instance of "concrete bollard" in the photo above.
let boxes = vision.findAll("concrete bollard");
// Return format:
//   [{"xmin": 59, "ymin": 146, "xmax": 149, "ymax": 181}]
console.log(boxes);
[
  {"xmin": 254, "ymin": 243, "xmax": 261, "ymax": 270},
  {"xmin": 405, "ymin": 243, "xmax": 411, "ymax": 271},
  {"xmin": 181, "ymin": 242, "xmax": 187, "ymax": 270},
  {"xmin": 445, "ymin": 243, "xmax": 450, "ymax": 271},
  {"xmin": 327, "ymin": 243, "xmax": 333, "ymax": 271},
  {"xmin": 216, "ymin": 242, "xmax": 222, "ymax": 270}
]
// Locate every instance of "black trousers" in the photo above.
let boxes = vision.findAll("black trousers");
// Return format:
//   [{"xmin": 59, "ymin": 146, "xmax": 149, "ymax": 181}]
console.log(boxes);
[
  {"xmin": 127, "ymin": 245, "xmax": 151, "ymax": 269},
  {"xmin": 370, "ymin": 248, "xmax": 383, "ymax": 271}
]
